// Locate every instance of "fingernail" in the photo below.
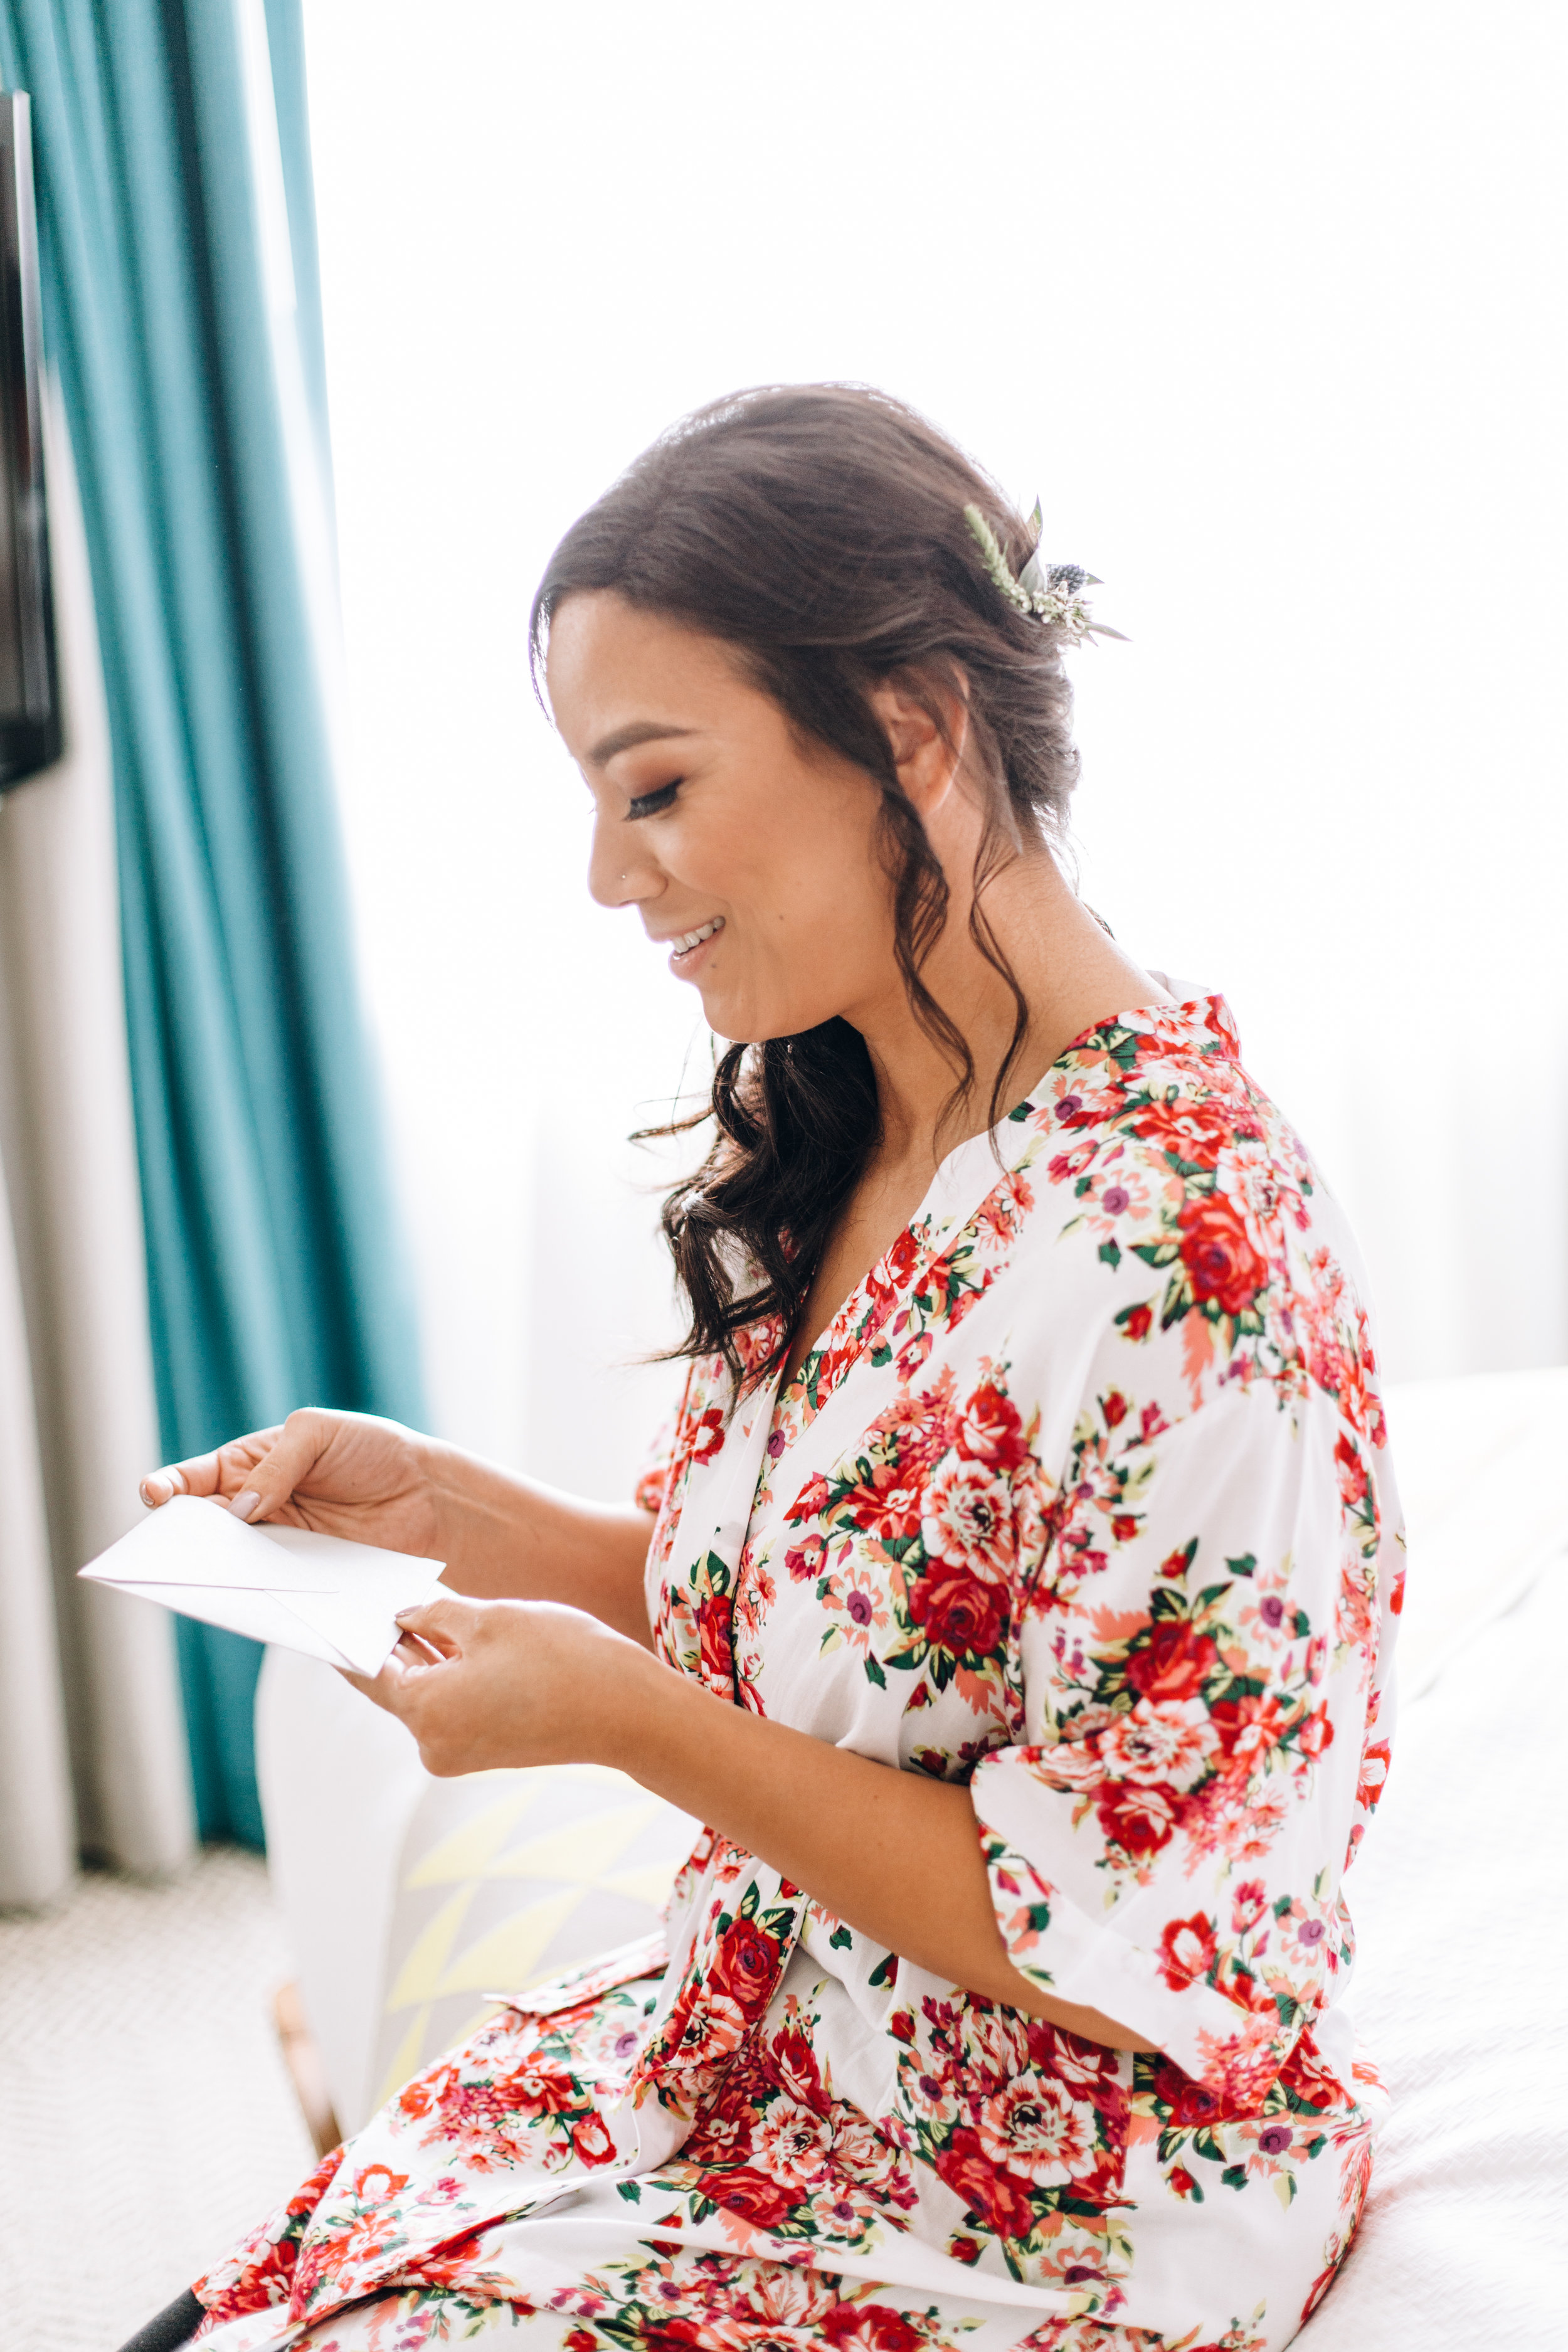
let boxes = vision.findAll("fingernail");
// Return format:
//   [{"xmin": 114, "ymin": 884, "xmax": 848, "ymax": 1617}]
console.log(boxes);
[{"xmin": 230, "ymin": 1490, "xmax": 260, "ymax": 1522}]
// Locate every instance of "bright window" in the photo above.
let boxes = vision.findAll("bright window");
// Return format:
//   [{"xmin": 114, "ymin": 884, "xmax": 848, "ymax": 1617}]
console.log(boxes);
[{"xmin": 304, "ymin": 1, "xmax": 1568, "ymax": 1493}]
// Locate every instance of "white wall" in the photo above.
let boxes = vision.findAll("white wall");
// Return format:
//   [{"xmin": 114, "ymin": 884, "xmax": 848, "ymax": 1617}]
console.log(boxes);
[{"xmin": 302, "ymin": 1, "xmax": 1568, "ymax": 1494}]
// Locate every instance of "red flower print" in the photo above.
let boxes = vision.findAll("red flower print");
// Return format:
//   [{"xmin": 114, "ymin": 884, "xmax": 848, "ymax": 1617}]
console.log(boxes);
[
  {"xmin": 1296, "ymin": 1705, "xmax": 1335, "ymax": 1759},
  {"xmin": 1279, "ymin": 2030, "xmax": 1348, "ymax": 2111},
  {"xmin": 1334, "ymin": 1431, "xmax": 1369, "ymax": 1506},
  {"xmin": 690, "ymin": 1407, "xmax": 725, "ymax": 1465},
  {"xmin": 1048, "ymin": 1141, "xmax": 1098, "ymax": 1185},
  {"xmin": 949, "ymin": 2235, "xmax": 982, "ymax": 2265},
  {"xmin": 1125, "ymin": 1621, "xmax": 1219, "ymax": 1703},
  {"xmin": 1029, "ymin": 2022, "xmax": 1126, "ymax": 2119},
  {"xmin": 769, "ymin": 2017, "xmax": 826, "ymax": 2108},
  {"xmin": 837, "ymin": 1471, "xmax": 924, "ymax": 1543},
  {"xmin": 869, "ymin": 1384, "xmax": 961, "ymax": 1481},
  {"xmin": 1157, "ymin": 1912, "xmax": 1218, "ymax": 1990},
  {"xmin": 821, "ymin": 2302, "xmax": 926, "ymax": 2352},
  {"xmin": 1131, "ymin": 1093, "xmax": 1236, "ymax": 1170},
  {"xmin": 569, "ymin": 2111, "xmax": 617, "ymax": 2166},
  {"xmin": 1097, "ymin": 1699, "xmax": 1216, "ymax": 1791},
  {"xmin": 919, "ymin": 1456, "xmax": 1015, "ymax": 1577},
  {"xmin": 709, "ymin": 1917, "xmax": 781, "ymax": 2015},
  {"xmin": 1101, "ymin": 1389, "xmax": 1128, "ymax": 1429},
  {"xmin": 640, "ymin": 2320, "xmax": 706, "ymax": 2352},
  {"xmin": 1166, "ymin": 2164, "xmax": 1200, "ymax": 2200},
  {"xmin": 785, "ymin": 1472, "xmax": 832, "ymax": 1523},
  {"xmin": 1209, "ymin": 1691, "xmax": 1288, "ymax": 1774},
  {"xmin": 744, "ymin": 2270, "xmax": 844, "ymax": 2330},
  {"xmin": 1149, "ymin": 2056, "xmax": 1224, "ymax": 2129},
  {"xmin": 906, "ymin": 1564, "xmax": 1007, "ymax": 1662},
  {"xmin": 753, "ymin": 2094, "xmax": 832, "ymax": 2188},
  {"xmin": 1121, "ymin": 1301, "xmax": 1154, "ymax": 1342},
  {"xmin": 785, "ymin": 1535, "xmax": 826, "ymax": 1584},
  {"xmin": 397, "ymin": 2072, "xmax": 438, "ymax": 2120},
  {"xmin": 664, "ymin": 1989, "xmax": 750, "ymax": 2074},
  {"xmin": 956, "ymin": 1382, "xmax": 1030, "ymax": 1471},
  {"xmin": 1357, "ymin": 1737, "xmax": 1392, "ymax": 1811},
  {"xmin": 1094, "ymin": 1779, "xmax": 1179, "ymax": 1860},
  {"xmin": 1230, "ymin": 1879, "xmax": 1269, "ymax": 1932},
  {"xmin": 975, "ymin": 2070, "xmax": 1099, "ymax": 2187},
  {"xmin": 933, "ymin": 2126, "xmax": 1039, "ymax": 2236},
  {"xmin": 351, "ymin": 2163, "xmax": 408, "ymax": 2203},
  {"xmin": 696, "ymin": 1594, "xmax": 734, "ymax": 1690},
  {"xmin": 884, "ymin": 1228, "xmax": 921, "ymax": 1287},
  {"xmin": 699, "ymin": 2165, "xmax": 797, "ymax": 2231},
  {"xmin": 1177, "ymin": 1189, "xmax": 1269, "ymax": 1315}
]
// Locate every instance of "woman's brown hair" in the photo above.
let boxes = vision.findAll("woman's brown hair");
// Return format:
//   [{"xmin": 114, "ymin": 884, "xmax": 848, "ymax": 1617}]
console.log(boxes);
[{"xmin": 529, "ymin": 384, "xmax": 1081, "ymax": 1384}]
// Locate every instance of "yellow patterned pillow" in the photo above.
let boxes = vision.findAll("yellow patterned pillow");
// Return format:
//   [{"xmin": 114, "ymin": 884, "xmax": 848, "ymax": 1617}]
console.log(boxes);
[{"xmin": 368, "ymin": 1762, "xmax": 699, "ymax": 2109}]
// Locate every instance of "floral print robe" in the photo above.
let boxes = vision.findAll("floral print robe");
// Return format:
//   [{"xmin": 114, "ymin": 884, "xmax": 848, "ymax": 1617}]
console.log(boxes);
[{"xmin": 194, "ymin": 997, "xmax": 1400, "ymax": 2352}]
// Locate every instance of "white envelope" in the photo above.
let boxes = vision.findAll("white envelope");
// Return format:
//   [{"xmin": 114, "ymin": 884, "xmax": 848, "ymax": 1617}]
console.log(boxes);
[{"xmin": 78, "ymin": 1492, "xmax": 448, "ymax": 1677}]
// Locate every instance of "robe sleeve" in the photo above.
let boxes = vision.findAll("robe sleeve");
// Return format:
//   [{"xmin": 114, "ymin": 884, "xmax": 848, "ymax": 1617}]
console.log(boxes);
[
  {"xmin": 969, "ymin": 1377, "xmax": 1399, "ymax": 2109},
  {"xmin": 633, "ymin": 1414, "xmax": 678, "ymax": 1517}
]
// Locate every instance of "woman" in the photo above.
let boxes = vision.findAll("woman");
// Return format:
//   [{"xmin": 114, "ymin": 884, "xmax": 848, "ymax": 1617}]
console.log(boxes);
[{"xmin": 130, "ymin": 386, "xmax": 1399, "ymax": 2352}]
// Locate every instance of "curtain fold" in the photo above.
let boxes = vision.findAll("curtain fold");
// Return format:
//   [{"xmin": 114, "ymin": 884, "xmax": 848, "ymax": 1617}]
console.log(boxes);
[
  {"xmin": 0, "ymin": 0, "xmax": 423, "ymax": 1844},
  {"xmin": 0, "ymin": 386, "xmax": 194, "ymax": 1888}
]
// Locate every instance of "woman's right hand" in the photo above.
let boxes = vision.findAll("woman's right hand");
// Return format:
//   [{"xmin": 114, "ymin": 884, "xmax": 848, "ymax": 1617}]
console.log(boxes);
[{"xmin": 139, "ymin": 1408, "xmax": 443, "ymax": 1561}]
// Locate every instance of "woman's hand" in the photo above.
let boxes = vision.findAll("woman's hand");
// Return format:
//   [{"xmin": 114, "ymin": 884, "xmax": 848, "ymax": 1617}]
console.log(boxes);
[
  {"xmin": 139, "ymin": 1407, "xmax": 441, "ymax": 1559},
  {"xmin": 355, "ymin": 1589, "xmax": 1150, "ymax": 2051},
  {"xmin": 351, "ymin": 1591, "xmax": 654, "ymax": 1774},
  {"xmin": 140, "ymin": 1412, "xmax": 657, "ymax": 1636}
]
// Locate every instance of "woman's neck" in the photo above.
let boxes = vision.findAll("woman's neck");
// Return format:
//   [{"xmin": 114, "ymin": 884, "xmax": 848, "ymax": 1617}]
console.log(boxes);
[{"xmin": 851, "ymin": 848, "xmax": 1171, "ymax": 1178}]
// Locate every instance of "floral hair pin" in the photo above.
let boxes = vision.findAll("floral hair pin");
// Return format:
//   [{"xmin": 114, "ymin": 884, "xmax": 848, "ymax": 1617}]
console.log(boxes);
[{"xmin": 963, "ymin": 500, "xmax": 1126, "ymax": 643}]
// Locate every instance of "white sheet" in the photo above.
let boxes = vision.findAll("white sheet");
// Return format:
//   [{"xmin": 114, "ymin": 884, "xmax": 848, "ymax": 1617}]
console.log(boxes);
[{"xmin": 1297, "ymin": 1558, "xmax": 1568, "ymax": 2344}]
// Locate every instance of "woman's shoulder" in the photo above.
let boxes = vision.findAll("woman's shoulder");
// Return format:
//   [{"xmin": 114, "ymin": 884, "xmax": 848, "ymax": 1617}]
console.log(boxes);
[{"xmin": 999, "ymin": 993, "xmax": 1383, "ymax": 1443}]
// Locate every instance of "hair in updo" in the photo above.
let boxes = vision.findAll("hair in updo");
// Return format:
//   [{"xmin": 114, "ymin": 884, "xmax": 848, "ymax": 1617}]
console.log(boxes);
[{"xmin": 529, "ymin": 383, "xmax": 1081, "ymax": 1384}]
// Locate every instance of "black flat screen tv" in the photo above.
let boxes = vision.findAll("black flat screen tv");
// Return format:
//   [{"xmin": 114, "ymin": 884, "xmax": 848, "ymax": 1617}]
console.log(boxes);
[{"xmin": 0, "ymin": 90, "xmax": 58, "ymax": 793}]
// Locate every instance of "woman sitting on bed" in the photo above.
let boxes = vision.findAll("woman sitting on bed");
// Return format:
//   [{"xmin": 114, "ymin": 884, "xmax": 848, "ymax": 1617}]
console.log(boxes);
[{"xmin": 130, "ymin": 384, "xmax": 1399, "ymax": 2352}]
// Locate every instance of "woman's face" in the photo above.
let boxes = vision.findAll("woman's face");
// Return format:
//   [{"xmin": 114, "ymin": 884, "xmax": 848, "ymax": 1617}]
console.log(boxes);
[{"xmin": 546, "ymin": 591, "xmax": 908, "ymax": 1044}]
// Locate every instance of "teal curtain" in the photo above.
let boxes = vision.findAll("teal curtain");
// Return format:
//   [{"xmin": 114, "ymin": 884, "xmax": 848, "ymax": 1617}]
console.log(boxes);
[{"xmin": 0, "ymin": 1, "xmax": 423, "ymax": 1844}]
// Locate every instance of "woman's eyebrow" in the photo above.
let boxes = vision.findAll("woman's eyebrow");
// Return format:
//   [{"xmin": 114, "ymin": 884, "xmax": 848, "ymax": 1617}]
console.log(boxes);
[{"xmin": 588, "ymin": 721, "xmax": 698, "ymax": 766}]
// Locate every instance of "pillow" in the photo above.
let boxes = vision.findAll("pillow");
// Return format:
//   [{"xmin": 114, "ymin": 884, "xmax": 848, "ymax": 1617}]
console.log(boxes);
[
  {"xmin": 256, "ymin": 1645, "xmax": 433, "ymax": 2134},
  {"xmin": 363, "ymin": 1761, "xmax": 698, "ymax": 2115}
]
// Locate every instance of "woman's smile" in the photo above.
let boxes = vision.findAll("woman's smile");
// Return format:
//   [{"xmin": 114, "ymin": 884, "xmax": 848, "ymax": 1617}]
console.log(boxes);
[{"xmin": 662, "ymin": 913, "xmax": 726, "ymax": 975}]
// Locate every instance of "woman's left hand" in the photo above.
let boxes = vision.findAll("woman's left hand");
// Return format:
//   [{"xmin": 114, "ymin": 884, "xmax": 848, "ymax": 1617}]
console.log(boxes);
[
  {"xmin": 348, "ymin": 1592, "xmax": 655, "ymax": 1777},
  {"xmin": 349, "ymin": 1589, "xmax": 1151, "ymax": 2050}
]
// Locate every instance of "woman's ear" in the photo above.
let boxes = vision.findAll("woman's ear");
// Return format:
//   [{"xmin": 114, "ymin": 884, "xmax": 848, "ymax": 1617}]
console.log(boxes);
[{"xmin": 868, "ymin": 674, "xmax": 970, "ymax": 818}]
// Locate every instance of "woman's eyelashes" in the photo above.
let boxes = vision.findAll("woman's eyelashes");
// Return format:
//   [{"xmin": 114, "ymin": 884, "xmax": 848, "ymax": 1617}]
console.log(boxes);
[{"xmin": 627, "ymin": 780, "xmax": 681, "ymax": 820}]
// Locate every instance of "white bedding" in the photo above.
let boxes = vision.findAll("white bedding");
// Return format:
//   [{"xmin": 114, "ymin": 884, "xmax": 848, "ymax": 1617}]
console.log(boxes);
[{"xmin": 1298, "ymin": 1557, "xmax": 1567, "ymax": 2342}]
